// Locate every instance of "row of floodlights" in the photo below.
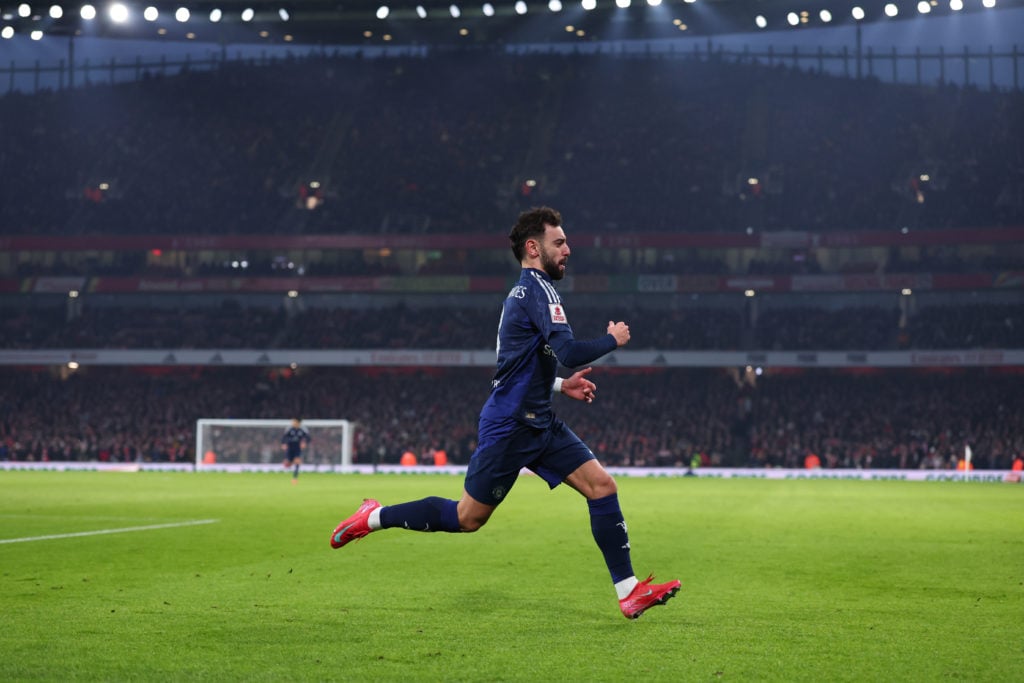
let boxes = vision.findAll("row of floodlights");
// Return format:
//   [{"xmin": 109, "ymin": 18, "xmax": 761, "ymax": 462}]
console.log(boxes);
[
  {"xmin": 378, "ymin": 0, "xmax": 674, "ymax": 17},
  {"xmin": 377, "ymin": 0, "xmax": 996, "ymax": 17},
  {"xmin": 759, "ymin": 0, "xmax": 995, "ymax": 26},
  {"xmin": 1, "ymin": 3, "xmax": 290, "ymax": 22},
  {"xmin": 0, "ymin": 0, "xmax": 1001, "ymax": 32}
]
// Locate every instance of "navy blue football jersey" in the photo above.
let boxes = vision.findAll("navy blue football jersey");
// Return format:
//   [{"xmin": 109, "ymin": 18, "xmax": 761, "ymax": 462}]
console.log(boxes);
[
  {"xmin": 478, "ymin": 268, "xmax": 617, "ymax": 434},
  {"xmin": 281, "ymin": 426, "xmax": 310, "ymax": 458}
]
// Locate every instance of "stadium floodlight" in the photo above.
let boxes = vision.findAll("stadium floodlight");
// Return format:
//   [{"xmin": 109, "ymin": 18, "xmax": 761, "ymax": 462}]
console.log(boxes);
[
  {"xmin": 615, "ymin": 0, "xmax": 629, "ymax": 6},
  {"xmin": 754, "ymin": 14, "xmax": 767, "ymax": 27},
  {"xmin": 916, "ymin": 0, "xmax": 930, "ymax": 11},
  {"xmin": 209, "ymin": 7, "xmax": 221, "ymax": 21},
  {"xmin": 786, "ymin": 11, "xmax": 798, "ymax": 24},
  {"xmin": 278, "ymin": 7, "xmax": 289, "ymax": 20},
  {"xmin": 646, "ymin": 0, "xmax": 661, "ymax": 5},
  {"xmin": 1, "ymin": 26, "xmax": 13, "ymax": 38},
  {"xmin": 949, "ymin": 0, "xmax": 963, "ymax": 8},
  {"xmin": 884, "ymin": 3, "xmax": 897, "ymax": 16},
  {"xmin": 514, "ymin": 0, "xmax": 526, "ymax": 13},
  {"xmin": 851, "ymin": 5, "xmax": 865, "ymax": 18},
  {"xmin": 819, "ymin": 8, "xmax": 832, "ymax": 21},
  {"xmin": 48, "ymin": 4, "xmax": 62, "ymax": 18},
  {"xmin": 30, "ymin": 28, "xmax": 42, "ymax": 38},
  {"xmin": 981, "ymin": 0, "xmax": 995, "ymax": 7},
  {"xmin": 449, "ymin": 3, "xmax": 460, "ymax": 16},
  {"xmin": 108, "ymin": 2, "xmax": 129, "ymax": 23},
  {"xmin": 241, "ymin": 7, "xmax": 254, "ymax": 20},
  {"xmin": 18, "ymin": 3, "xmax": 30, "ymax": 18},
  {"xmin": 416, "ymin": 4, "xmax": 426, "ymax": 16},
  {"xmin": 481, "ymin": 2, "xmax": 494, "ymax": 15},
  {"xmin": 376, "ymin": 5, "xmax": 388, "ymax": 18},
  {"xmin": 174, "ymin": 6, "xmax": 189, "ymax": 21},
  {"xmin": 549, "ymin": 0, "xmax": 563, "ymax": 10},
  {"xmin": 80, "ymin": 3, "xmax": 96, "ymax": 19},
  {"xmin": 143, "ymin": 5, "xmax": 157, "ymax": 19},
  {"xmin": 582, "ymin": 0, "xmax": 596, "ymax": 9}
]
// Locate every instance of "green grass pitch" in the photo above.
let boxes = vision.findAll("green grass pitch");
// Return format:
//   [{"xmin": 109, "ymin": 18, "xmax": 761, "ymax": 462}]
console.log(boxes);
[{"xmin": 1, "ymin": 471, "xmax": 1022, "ymax": 682}]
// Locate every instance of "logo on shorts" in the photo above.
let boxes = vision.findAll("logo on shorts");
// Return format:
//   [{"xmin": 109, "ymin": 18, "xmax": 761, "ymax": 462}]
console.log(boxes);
[
  {"xmin": 549, "ymin": 303, "xmax": 568, "ymax": 324},
  {"xmin": 492, "ymin": 486, "xmax": 507, "ymax": 501}
]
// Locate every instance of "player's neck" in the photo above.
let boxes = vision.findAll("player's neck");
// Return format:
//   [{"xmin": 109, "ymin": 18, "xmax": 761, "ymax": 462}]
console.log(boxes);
[{"xmin": 521, "ymin": 264, "xmax": 549, "ymax": 280}]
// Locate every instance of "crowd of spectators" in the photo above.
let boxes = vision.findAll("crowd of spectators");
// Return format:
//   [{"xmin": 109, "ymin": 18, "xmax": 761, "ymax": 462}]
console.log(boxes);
[
  {"xmin": 0, "ymin": 366, "xmax": 1019, "ymax": 470},
  {"xmin": 753, "ymin": 306, "xmax": 903, "ymax": 350},
  {"xmin": 3, "ymin": 301, "xmax": 1020, "ymax": 350},
  {"xmin": 5, "ymin": 242, "xmax": 1021, "ymax": 280},
  {"xmin": 1, "ymin": 51, "xmax": 1020, "ymax": 474},
  {"xmin": 905, "ymin": 304, "xmax": 1022, "ymax": 349},
  {"xmin": 1, "ymin": 50, "xmax": 1021, "ymax": 237}
]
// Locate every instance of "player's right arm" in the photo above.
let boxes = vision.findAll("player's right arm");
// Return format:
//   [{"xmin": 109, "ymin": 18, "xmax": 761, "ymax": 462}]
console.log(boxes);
[{"xmin": 547, "ymin": 319, "xmax": 628, "ymax": 368}]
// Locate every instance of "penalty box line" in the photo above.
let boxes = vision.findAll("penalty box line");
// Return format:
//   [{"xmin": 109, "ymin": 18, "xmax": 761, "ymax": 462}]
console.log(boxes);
[{"xmin": 0, "ymin": 518, "xmax": 220, "ymax": 544}]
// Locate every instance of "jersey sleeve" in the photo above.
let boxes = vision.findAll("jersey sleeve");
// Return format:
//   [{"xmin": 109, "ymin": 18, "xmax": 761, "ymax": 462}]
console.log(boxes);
[{"xmin": 523, "ymin": 282, "xmax": 617, "ymax": 368}]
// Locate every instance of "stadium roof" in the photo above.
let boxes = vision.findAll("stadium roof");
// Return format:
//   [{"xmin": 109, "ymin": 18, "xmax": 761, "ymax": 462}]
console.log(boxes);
[{"xmin": 3, "ymin": 0, "xmax": 1021, "ymax": 46}]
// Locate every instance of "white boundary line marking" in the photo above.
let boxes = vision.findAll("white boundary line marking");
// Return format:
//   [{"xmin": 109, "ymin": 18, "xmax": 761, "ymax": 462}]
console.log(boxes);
[{"xmin": 0, "ymin": 519, "xmax": 219, "ymax": 544}]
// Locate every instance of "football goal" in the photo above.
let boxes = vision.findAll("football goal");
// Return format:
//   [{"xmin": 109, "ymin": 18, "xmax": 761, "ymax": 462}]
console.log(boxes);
[{"xmin": 195, "ymin": 419, "xmax": 354, "ymax": 470}]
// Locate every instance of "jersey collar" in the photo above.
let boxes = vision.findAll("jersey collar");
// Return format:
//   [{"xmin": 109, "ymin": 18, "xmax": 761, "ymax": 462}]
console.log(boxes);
[{"xmin": 523, "ymin": 267, "xmax": 552, "ymax": 282}]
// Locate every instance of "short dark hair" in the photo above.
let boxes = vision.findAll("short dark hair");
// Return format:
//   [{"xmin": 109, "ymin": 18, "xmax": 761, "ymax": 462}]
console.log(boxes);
[{"xmin": 509, "ymin": 206, "xmax": 562, "ymax": 262}]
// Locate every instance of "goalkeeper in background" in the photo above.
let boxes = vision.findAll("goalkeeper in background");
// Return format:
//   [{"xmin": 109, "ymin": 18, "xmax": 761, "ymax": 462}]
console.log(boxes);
[
  {"xmin": 329, "ymin": 207, "xmax": 681, "ymax": 620},
  {"xmin": 281, "ymin": 418, "xmax": 309, "ymax": 484}
]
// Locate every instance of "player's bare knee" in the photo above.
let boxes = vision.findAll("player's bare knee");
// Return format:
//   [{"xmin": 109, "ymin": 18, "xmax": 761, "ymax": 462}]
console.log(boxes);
[{"xmin": 591, "ymin": 473, "xmax": 618, "ymax": 499}]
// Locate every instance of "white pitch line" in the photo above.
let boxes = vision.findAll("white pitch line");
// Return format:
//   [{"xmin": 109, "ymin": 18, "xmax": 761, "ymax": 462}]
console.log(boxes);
[{"xmin": 0, "ymin": 519, "xmax": 219, "ymax": 544}]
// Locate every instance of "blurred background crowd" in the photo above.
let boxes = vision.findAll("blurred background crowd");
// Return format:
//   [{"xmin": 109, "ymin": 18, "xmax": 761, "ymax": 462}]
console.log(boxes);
[
  {"xmin": 1, "ymin": 49, "xmax": 1021, "ymax": 471},
  {"xmin": 1, "ymin": 51, "xmax": 1021, "ymax": 237},
  {"xmin": 1, "ymin": 366, "xmax": 1020, "ymax": 470},
  {"xmin": 1, "ymin": 301, "xmax": 1022, "ymax": 351}
]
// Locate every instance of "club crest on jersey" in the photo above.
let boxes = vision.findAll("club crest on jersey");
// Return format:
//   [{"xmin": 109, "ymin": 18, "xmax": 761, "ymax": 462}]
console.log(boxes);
[{"xmin": 548, "ymin": 303, "xmax": 568, "ymax": 324}]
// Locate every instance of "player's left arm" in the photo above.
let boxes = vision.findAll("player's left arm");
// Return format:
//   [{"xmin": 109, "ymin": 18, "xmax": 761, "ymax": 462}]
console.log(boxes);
[{"xmin": 556, "ymin": 367, "xmax": 597, "ymax": 404}]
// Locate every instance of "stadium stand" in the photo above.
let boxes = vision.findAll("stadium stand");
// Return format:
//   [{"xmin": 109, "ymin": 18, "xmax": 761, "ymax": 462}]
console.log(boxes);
[
  {"xmin": 0, "ymin": 366, "xmax": 1020, "ymax": 470},
  {"xmin": 3, "ymin": 302, "xmax": 1021, "ymax": 351},
  {"xmin": 0, "ymin": 51, "xmax": 1021, "ymax": 236},
  {"xmin": 0, "ymin": 49, "xmax": 1021, "ymax": 470}
]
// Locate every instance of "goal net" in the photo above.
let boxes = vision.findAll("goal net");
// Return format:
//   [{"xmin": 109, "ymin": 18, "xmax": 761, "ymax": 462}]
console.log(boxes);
[{"xmin": 195, "ymin": 419, "xmax": 354, "ymax": 470}]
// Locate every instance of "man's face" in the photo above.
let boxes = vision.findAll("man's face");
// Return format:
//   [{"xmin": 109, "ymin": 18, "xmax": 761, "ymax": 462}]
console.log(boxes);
[{"xmin": 537, "ymin": 224, "xmax": 570, "ymax": 280}]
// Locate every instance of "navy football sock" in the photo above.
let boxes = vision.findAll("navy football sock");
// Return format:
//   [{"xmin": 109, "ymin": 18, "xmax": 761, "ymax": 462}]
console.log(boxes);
[
  {"xmin": 292, "ymin": 464, "xmax": 299, "ymax": 479},
  {"xmin": 588, "ymin": 493, "xmax": 634, "ymax": 583},
  {"xmin": 380, "ymin": 496, "xmax": 461, "ymax": 533}
]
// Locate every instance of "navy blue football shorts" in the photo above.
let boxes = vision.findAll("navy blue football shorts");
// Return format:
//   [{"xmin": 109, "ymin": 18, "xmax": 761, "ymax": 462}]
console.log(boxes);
[{"xmin": 463, "ymin": 417, "xmax": 595, "ymax": 506}]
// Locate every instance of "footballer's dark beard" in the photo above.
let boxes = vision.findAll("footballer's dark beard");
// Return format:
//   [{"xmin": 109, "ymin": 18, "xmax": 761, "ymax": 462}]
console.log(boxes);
[{"xmin": 541, "ymin": 252, "xmax": 565, "ymax": 280}]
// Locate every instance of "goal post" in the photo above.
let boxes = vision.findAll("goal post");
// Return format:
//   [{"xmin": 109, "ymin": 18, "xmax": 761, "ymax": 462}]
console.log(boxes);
[{"xmin": 195, "ymin": 419, "xmax": 354, "ymax": 470}]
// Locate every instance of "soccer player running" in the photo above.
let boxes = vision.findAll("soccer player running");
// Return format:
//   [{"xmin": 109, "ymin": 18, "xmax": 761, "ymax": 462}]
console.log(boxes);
[
  {"xmin": 330, "ymin": 207, "xmax": 680, "ymax": 619},
  {"xmin": 281, "ymin": 418, "xmax": 309, "ymax": 484}
]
